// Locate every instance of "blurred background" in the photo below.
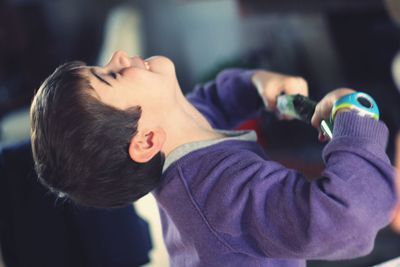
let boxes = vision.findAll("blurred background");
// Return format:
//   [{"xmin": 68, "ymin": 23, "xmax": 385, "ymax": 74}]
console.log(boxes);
[{"xmin": 0, "ymin": 0, "xmax": 400, "ymax": 266}]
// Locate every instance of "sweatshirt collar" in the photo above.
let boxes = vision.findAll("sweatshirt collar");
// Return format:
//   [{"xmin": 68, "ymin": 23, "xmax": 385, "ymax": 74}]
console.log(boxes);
[{"xmin": 162, "ymin": 130, "xmax": 257, "ymax": 173}]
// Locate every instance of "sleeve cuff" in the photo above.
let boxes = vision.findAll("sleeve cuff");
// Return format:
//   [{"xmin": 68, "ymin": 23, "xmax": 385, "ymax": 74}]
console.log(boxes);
[{"xmin": 333, "ymin": 111, "xmax": 389, "ymax": 149}]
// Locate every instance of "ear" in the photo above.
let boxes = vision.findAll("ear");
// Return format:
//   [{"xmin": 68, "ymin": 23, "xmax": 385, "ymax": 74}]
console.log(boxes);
[{"xmin": 128, "ymin": 127, "xmax": 166, "ymax": 163}]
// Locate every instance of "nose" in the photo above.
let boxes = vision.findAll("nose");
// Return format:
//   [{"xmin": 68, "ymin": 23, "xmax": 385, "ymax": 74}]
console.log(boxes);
[{"xmin": 105, "ymin": 50, "xmax": 131, "ymax": 70}]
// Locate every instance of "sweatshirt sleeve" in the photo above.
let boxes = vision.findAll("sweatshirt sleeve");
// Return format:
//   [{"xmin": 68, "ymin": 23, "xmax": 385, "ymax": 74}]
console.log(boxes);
[
  {"xmin": 198, "ymin": 112, "xmax": 396, "ymax": 260},
  {"xmin": 186, "ymin": 69, "xmax": 264, "ymax": 130}
]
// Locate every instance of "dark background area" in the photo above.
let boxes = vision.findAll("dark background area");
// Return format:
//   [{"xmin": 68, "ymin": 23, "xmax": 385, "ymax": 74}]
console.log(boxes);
[{"xmin": 0, "ymin": 0, "xmax": 400, "ymax": 266}]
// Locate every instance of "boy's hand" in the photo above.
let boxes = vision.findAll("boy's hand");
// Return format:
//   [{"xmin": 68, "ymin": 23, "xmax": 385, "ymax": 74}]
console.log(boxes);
[
  {"xmin": 311, "ymin": 88, "xmax": 355, "ymax": 142},
  {"xmin": 251, "ymin": 71, "xmax": 309, "ymax": 111}
]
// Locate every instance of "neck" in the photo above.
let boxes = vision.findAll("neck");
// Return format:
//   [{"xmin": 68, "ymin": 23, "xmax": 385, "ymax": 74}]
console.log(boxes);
[{"xmin": 160, "ymin": 101, "xmax": 223, "ymax": 156}]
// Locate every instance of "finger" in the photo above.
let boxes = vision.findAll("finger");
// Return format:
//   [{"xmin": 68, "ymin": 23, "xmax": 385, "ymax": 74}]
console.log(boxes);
[
  {"xmin": 319, "ymin": 101, "xmax": 333, "ymax": 122},
  {"xmin": 311, "ymin": 103, "xmax": 322, "ymax": 129},
  {"xmin": 311, "ymin": 98, "xmax": 335, "ymax": 129},
  {"xmin": 318, "ymin": 131, "xmax": 324, "ymax": 142},
  {"xmin": 282, "ymin": 77, "xmax": 309, "ymax": 97},
  {"xmin": 263, "ymin": 82, "xmax": 282, "ymax": 111},
  {"xmin": 263, "ymin": 77, "xmax": 305, "ymax": 110},
  {"xmin": 321, "ymin": 132, "xmax": 330, "ymax": 142}
]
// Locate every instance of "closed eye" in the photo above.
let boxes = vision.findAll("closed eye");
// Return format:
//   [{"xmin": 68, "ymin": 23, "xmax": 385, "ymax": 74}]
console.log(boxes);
[
  {"xmin": 109, "ymin": 72, "xmax": 118, "ymax": 79},
  {"xmin": 90, "ymin": 68, "xmax": 111, "ymax": 86}
]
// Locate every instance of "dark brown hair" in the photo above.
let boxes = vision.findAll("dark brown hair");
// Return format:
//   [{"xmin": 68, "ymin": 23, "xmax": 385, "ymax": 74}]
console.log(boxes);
[{"xmin": 30, "ymin": 61, "xmax": 164, "ymax": 208}]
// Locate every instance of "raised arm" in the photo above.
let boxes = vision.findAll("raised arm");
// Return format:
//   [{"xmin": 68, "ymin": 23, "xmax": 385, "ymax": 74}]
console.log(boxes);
[
  {"xmin": 191, "ymin": 89, "xmax": 396, "ymax": 259},
  {"xmin": 186, "ymin": 68, "xmax": 308, "ymax": 130},
  {"xmin": 198, "ymin": 112, "xmax": 395, "ymax": 260}
]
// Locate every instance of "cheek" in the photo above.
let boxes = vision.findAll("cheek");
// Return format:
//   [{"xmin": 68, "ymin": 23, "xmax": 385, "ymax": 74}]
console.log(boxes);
[
  {"xmin": 121, "ymin": 68, "xmax": 147, "ymax": 80},
  {"xmin": 121, "ymin": 69, "xmax": 156, "ymax": 91}
]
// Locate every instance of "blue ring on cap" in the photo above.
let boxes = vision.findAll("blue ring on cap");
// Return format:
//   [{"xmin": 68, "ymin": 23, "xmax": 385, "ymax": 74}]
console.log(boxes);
[{"xmin": 331, "ymin": 92, "xmax": 379, "ymax": 121}]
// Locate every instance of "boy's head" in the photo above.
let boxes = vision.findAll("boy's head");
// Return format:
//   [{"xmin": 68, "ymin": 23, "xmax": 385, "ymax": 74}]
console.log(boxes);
[{"xmin": 30, "ymin": 50, "xmax": 180, "ymax": 208}]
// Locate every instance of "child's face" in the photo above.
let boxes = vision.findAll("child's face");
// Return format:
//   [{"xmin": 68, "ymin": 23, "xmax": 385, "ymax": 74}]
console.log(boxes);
[{"xmin": 85, "ymin": 50, "xmax": 180, "ymax": 117}]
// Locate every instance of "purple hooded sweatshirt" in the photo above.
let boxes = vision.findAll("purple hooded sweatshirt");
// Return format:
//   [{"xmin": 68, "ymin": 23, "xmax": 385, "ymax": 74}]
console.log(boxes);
[{"xmin": 152, "ymin": 69, "xmax": 396, "ymax": 267}]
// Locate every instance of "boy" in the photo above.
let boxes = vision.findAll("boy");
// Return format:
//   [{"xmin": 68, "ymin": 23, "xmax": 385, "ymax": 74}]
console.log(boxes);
[{"xmin": 31, "ymin": 50, "xmax": 396, "ymax": 266}]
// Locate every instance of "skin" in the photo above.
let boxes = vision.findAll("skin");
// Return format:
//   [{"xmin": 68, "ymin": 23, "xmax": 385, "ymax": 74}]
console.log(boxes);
[
  {"xmin": 84, "ymin": 50, "xmax": 354, "ymax": 163},
  {"xmin": 311, "ymin": 88, "xmax": 355, "ymax": 142}
]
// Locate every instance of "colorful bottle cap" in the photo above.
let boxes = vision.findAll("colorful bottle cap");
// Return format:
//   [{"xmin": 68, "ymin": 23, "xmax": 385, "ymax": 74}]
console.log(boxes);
[{"xmin": 331, "ymin": 92, "xmax": 379, "ymax": 121}]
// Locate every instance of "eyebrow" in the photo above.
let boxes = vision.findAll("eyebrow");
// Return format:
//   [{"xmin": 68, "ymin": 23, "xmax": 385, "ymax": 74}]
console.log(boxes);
[{"xmin": 90, "ymin": 68, "xmax": 111, "ymax": 86}]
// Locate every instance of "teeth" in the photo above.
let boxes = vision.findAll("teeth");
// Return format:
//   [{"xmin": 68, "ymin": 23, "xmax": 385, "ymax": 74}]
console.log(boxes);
[{"xmin": 144, "ymin": 61, "xmax": 150, "ymax": 70}]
